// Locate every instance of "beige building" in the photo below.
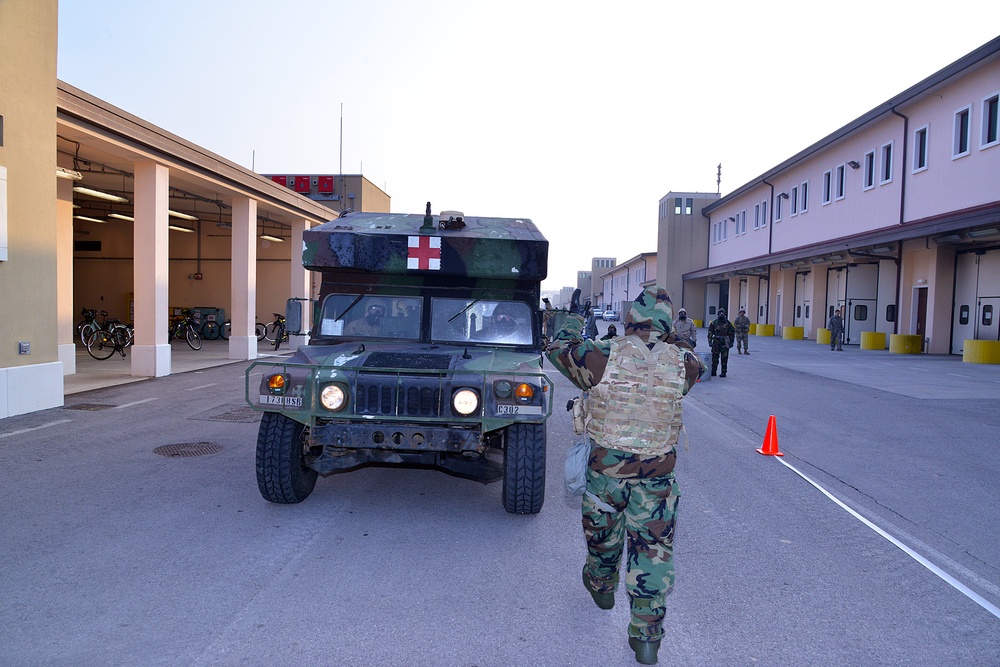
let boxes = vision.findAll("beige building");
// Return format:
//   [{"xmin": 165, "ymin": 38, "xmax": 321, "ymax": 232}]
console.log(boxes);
[
  {"xmin": 656, "ymin": 193, "xmax": 719, "ymax": 318},
  {"xmin": 1, "ymin": 0, "xmax": 388, "ymax": 419},
  {"xmin": 599, "ymin": 252, "xmax": 656, "ymax": 315}
]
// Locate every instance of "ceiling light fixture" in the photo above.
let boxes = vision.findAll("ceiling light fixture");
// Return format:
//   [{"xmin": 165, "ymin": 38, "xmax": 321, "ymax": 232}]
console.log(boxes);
[
  {"xmin": 74, "ymin": 215, "xmax": 107, "ymax": 223},
  {"xmin": 259, "ymin": 233, "xmax": 285, "ymax": 243},
  {"xmin": 168, "ymin": 224, "xmax": 196, "ymax": 233},
  {"xmin": 168, "ymin": 210, "xmax": 199, "ymax": 221},
  {"xmin": 107, "ymin": 213, "xmax": 135, "ymax": 222},
  {"xmin": 72, "ymin": 186, "xmax": 129, "ymax": 203},
  {"xmin": 57, "ymin": 166, "xmax": 83, "ymax": 181},
  {"xmin": 966, "ymin": 227, "xmax": 1000, "ymax": 239}
]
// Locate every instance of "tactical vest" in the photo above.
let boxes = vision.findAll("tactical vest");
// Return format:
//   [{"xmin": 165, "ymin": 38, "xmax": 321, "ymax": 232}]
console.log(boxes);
[{"xmin": 586, "ymin": 335, "xmax": 686, "ymax": 455}]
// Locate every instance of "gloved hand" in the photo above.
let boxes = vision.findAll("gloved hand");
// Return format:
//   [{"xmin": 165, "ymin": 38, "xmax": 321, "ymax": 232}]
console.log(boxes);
[{"xmin": 569, "ymin": 288, "xmax": 591, "ymax": 317}]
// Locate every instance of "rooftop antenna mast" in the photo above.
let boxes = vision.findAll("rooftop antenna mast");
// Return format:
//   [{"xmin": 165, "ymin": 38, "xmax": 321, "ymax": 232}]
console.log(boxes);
[{"xmin": 717, "ymin": 163, "xmax": 722, "ymax": 194}]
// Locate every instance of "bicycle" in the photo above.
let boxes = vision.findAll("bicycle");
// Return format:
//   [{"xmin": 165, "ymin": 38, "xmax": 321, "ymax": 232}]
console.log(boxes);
[
  {"xmin": 76, "ymin": 308, "xmax": 109, "ymax": 344},
  {"xmin": 262, "ymin": 313, "xmax": 288, "ymax": 350},
  {"xmin": 219, "ymin": 320, "xmax": 267, "ymax": 340},
  {"xmin": 201, "ymin": 319, "xmax": 221, "ymax": 340},
  {"xmin": 85, "ymin": 325, "xmax": 130, "ymax": 360},
  {"xmin": 168, "ymin": 308, "xmax": 203, "ymax": 350}
]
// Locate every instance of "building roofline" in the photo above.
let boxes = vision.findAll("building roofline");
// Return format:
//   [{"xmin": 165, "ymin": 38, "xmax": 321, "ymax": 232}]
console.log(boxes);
[{"xmin": 704, "ymin": 35, "xmax": 1000, "ymax": 214}]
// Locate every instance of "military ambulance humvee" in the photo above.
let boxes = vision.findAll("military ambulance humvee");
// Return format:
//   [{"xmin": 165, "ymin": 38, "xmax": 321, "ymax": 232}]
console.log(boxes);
[{"xmin": 246, "ymin": 205, "xmax": 553, "ymax": 514}]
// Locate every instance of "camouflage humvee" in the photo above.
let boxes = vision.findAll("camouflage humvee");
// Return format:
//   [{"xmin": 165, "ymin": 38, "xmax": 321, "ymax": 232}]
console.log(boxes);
[{"xmin": 246, "ymin": 205, "xmax": 553, "ymax": 513}]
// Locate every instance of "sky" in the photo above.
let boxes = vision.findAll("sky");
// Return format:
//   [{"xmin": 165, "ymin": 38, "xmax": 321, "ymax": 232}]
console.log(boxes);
[{"xmin": 56, "ymin": 1, "xmax": 1000, "ymax": 292}]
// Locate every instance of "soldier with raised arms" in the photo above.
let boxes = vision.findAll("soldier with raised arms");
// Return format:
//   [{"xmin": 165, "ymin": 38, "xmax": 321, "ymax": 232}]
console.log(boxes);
[{"xmin": 545, "ymin": 286, "xmax": 703, "ymax": 665}]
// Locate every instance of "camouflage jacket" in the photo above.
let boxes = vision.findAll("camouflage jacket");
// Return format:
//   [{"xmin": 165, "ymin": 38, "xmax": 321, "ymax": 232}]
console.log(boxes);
[
  {"xmin": 707, "ymin": 317, "xmax": 735, "ymax": 350},
  {"xmin": 733, "ymin": 315, "xmax": 751, "ymax": 334},
  {"xmin": 545, "ymin": 312, "xmax": 702, "ymax": 478}
]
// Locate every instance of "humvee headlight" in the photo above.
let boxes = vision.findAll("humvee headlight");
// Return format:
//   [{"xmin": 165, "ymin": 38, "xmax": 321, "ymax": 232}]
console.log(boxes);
[
  {"xmin": 514, "ymin": 383, "xmax": 534, "ymax": 401},
  {"xmin": 267, "ymin": 374, "xmax": 287, "ymax": 393},
  {"xmin": 320, "ymin": 383, "xmax": 348, "ymax": 411},
  {"xmin": 494, "ymin": 380, "xmax": 513, "ymax": 399},
  {"xmin": 452, "ymin": 388, "xmax": 480, "ymax": 415}
]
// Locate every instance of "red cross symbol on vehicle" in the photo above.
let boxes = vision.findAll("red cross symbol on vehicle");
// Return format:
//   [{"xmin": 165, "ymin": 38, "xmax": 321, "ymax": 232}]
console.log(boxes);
[{"xmin": 407, "ymin": 235, "xmax": 441, "ymax": 270}]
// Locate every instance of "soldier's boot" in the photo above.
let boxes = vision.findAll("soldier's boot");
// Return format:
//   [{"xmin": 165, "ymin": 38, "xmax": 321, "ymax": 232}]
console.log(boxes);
[
  {"xmin": 629, "ymin": 637, "xmax": 660, "ymax": 665},
  {"xmin": 744, "ymin": 349, "xmax": 749, "ymax": 354},
  {"xmin": 582, "ymin": 568, "xmax": 615, "ymax": 610},
  {"xmin": 720, "ymin": 364, "xmax": 727, "ymax": 378}
]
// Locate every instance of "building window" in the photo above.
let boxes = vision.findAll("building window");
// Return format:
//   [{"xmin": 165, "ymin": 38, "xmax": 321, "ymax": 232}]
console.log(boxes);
[
  {"xmin": 685, "ymin": 198, "xmax": 693, "ymax": 215},
  {"xmin": 864, "ymin": 150, "xmax": 876, "ymax": 190},
  {"xmin": 723, "ymin": 219, "xmax": 728, "ymax": 241},
  {"xmin": 674, "ymin": 197, "xmax": 682, "ymax": 215},
  {"xmin": 954, "ymin": 105, "xmax": 971, "ymax": 158},
  {"xmin": 761, "ymin": 200, "xmax": 767, "ymax": 227},
  {"xmin": 790, "ymin": 186, "xmax": 799, "ymax": 215},
  {"xmin": 754, "ymin": 203, "xmax": 761, "ymax": 230},
  {"xmin": 822, "ymin": 170, "xmax": 832, "ymax": 205},
  {"xmin": 739, "ymin": 210, "xmax": 746, "ymax": 235},
  {"xmin": 775, "ymin": 194, "xmax": 783, "ymax": 221},
  {"xmin": 880, "ymin": 142, "xmax": 893, "ymax": 184},
  {"xmin": 914, "ymin": 126, "xmax": 929, "ymax": 172},
  {"xmin": 983, "ymin": 92, "xmax": 999, "ymax": 148},
  {"xmin": 835, "ymin": 165, "xmax": 846, "ymax": 200},
  {"xmin": 800, "ymin": 181, "xmax": 808, "ymax": 212}
]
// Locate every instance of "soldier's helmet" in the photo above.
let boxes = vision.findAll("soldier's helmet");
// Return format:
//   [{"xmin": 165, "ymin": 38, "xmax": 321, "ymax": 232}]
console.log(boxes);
[
  {"xmin": 739, "ymin": 308, "xmax": 746, "ymax": 314},
  {"xmin": 718, "ymin": 309, "xmax": 727, "ymax": 319},
  {"xmin": 624, "ymin": 286, "xmax": 673, "ymax": 343}
]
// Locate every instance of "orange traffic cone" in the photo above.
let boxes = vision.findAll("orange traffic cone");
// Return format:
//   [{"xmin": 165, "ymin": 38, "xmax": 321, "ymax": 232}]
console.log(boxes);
[{"xmin": 757, "ymin": 415, "xmax": 784, "ymax": 456}]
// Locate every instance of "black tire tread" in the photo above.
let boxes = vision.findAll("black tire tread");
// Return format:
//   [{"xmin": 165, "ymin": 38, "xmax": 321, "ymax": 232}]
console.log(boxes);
[
  {"xmin": 501, "ymin": 423, "xmax": 546, "ymax": 514},
  {"xmin": 256, "ymin": 412, "xmax": 318, "ymax": 504}
]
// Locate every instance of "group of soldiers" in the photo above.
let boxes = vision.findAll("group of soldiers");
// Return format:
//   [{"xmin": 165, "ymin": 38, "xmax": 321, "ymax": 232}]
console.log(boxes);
[{"xmin": 675, "ymin": 307, "xmax": 751, "ymax": 378}]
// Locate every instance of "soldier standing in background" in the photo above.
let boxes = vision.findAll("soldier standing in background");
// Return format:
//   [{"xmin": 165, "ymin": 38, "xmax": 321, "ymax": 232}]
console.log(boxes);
[
  {"xmin": 733, "ymin": 308, "xmax": 751, "ymax": 354},
  {"xmin": 546, "ymin": 286, "xmax": 703, "ymax": 665},
  {"xmin": 828, "ymin": 309, "xmax": 845, "ymax": 351},
  {"xmin": 707, "ymin": 309, "xmax": 735, "ymax": 377},
  {"xmin": 673, "ymin": 308, "xmax": 696, "ymax": 348}
]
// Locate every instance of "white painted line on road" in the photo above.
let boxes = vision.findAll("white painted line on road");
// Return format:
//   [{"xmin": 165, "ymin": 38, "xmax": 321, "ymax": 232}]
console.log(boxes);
[
  {"xmin": 777, "ymin": 457, "xmax": 1000, "ymax": 620},
  {"xmin": 946, "ymin": 373, "xmax": 970, "ymax": 378},
  {"xmin": 186, "ymin": 383, "xmax": 218, "ymax": 391},
  {"xmin": 909, "ymin": 367, "xmax": 930, "ymax": 371},
  {"xmin": 114, "ymin": 398, "xmax": 158, "ymax": 409},
  {"xmin": 0, "ymin": 419, "xmax": 73, "ymax": 438}
]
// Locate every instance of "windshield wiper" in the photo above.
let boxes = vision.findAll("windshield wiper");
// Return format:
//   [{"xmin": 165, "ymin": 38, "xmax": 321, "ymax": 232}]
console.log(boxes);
[
  {"xmin": 335, "ymin": 294, "xmax": 366, "ymax": 322},
  {"xmin": 448, "ymin": 299, "xmax": 481, "ymax": 323}
]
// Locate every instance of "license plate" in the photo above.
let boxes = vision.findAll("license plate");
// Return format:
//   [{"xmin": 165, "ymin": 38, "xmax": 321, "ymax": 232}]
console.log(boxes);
[
  {"xmin": 497, "ymin": 405, "xmax": 542, "ymax": 415},
  {"xmin": 259, "ymin": 395, "xmax": 302, "ymax": 407}
]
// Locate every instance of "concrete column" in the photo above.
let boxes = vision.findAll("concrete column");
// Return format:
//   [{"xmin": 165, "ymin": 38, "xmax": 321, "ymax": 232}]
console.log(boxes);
[
  {"xmin": 131, "ymin": 160, "xmax": 171, "ymax": 377},
  {"xmin": 745, "ymin": 277, "xmax": 760, "ymax": 325},
  {"xmin": 56, "ymin": 178, "xmax": 76, "ymax": 375},
  {"xmin": 288, "ymin": 218, "xmax": 310, "ymax": 351},
  {"xmin": 229, "ymin": 196, "xmax": 258, "ymax": 360}
]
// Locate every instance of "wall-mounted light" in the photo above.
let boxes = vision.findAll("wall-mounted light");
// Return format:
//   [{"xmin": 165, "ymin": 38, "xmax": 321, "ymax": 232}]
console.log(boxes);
[
  {"xmin": 259, "ymin": 233, "xmax": 285, "ymax": 243},
  {"xmin": 73, "ymin": 186, "xmax": 129, "ymax": 203},
  {"xmin": 168, "ymin": 224, "xmax": 196, "ymax": 233},
  {"xmin": 916, "ymin": 278, "xmax": 927, "ymax": 284},
  {"xmin": 728, "ymin": 216, "xmax": 736, "ymax": 222},
  {"xmin": 847, "ymin": 160, "xmax": 861, "ymax": 169},
  {"xmin": 778, "ymin": 192, "xmax": 789, "ymax": 199}
]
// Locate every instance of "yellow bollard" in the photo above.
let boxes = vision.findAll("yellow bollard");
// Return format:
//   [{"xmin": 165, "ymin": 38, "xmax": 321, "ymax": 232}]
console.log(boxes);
[
  {"xmin": 782, "ymin": 326, "xmax": 804, "ymax": 340},
  {"xmin": 756, "ymin": 323, "xmax": 775, "ymax": 336},
  {"xmin": 889, "ymin": 334, "xmax": 923, "ymax": 354},
  {"xmin": 963, "ymin": 340, "xmax": 1000, "ymax": 364},
  {"xmin": 817, "ymin": 328, "xmax": 831, "ymax": 345},
  {"xmin": 860, "ymin": 331, "xmax": 887, "ymax": 350}
]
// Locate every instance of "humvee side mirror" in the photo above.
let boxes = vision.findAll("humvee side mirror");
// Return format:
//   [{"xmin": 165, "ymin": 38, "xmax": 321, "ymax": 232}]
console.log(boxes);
[{"xmin": 284, "ymin": 297, "xmax": 312, "ymax": 335}]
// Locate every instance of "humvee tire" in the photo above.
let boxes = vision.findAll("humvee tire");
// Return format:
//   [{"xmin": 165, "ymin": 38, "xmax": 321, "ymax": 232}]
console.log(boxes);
[
  {"xmin": 501, "ymin": 423, "xmax": 546, "ymax": 514},
  {"xmin": 256, "ymin": 412, "xmax": 318, "ymax": 503}
]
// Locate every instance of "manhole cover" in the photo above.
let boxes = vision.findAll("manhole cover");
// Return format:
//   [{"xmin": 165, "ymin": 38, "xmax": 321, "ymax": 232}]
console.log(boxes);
[
  {"xmin": 64, "ymin": 403, "xmax": 114, "ymax": 411},
  {"xmin": 153, "ymin": 442, "xmax": 223, "ymax": 458},
  {"xmin": 208, "ymin": 407, "xmax": 261, "ymax": 423}
]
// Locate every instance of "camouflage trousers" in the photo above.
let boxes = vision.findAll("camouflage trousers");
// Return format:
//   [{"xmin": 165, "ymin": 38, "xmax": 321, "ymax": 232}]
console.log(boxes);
[
  {"xmin": 735, "ymin": 332, "xmax": 749, "ymax": 352},
  {"xmin": 582, "ymin": 465, "xmax": 680, "ymax": 640}
]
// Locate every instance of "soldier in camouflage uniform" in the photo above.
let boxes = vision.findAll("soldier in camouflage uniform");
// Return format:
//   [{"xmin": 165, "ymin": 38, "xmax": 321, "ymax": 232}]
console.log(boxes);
[
  {"xmin": 707, "ymin": 309, "xmax": 735, "ymax": 377},
  {"xmin": 828, "ymin": 308, "xmax": 845, "ymax": 351},
  {"xmin": 733, "ymin": 308, "xmax": 751, "ymax": 354},
  {"xmin": 546, "ymin": 286, "xmax": 703, "ymax": 665}
]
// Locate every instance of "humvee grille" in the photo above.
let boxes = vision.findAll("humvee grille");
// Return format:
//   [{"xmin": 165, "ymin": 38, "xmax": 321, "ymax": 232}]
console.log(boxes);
[{"xmin": 355, "ymin": 379, "xmax": 444, "ymax": 417}]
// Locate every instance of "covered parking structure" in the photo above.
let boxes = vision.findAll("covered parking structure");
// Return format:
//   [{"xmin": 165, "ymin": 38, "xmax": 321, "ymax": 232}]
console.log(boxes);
[{"xmin": 56, "ymin": 82, "xmax": 338, "ymax": 381}]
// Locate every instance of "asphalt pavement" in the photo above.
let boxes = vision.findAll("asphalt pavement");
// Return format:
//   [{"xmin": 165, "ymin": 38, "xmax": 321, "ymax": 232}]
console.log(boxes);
[{"xmin": 2, "ymin": 323, "xmax": 999, "ymax": 666}]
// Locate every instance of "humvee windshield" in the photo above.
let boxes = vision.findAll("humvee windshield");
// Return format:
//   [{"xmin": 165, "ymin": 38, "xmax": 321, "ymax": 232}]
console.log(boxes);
[{"xmin": 316, "ymin": 293, "xmax": 533, "ymax": 346}]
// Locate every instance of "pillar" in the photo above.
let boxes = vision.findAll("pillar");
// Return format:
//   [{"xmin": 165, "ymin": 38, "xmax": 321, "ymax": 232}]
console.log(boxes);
[{"xmin": 131, "ymin": 160, "xmax": 171, "ymax": 377}]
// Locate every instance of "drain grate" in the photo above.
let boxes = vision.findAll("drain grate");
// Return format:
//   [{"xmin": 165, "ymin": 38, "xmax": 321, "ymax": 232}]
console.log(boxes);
[
  {"xmin": 207, "ymin": 406, "xmax": 261, "ymax": 423},
  {"xmin": 64, "ymin": 403, "xmax": 114, "ymax": 411},
  {"xmin": 154, "ymin": 442, "xmax": 223, "ymax": 458}
]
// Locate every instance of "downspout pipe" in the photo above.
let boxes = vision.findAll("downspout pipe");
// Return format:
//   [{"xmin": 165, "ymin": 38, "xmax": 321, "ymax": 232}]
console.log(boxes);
[
  {"xmin": 762, "ymin": 178, "xmax": 776, "ymax": 255},
  {"xmin": 891, "ymin": 107, "xmax": 909, "ymax": 225}
]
